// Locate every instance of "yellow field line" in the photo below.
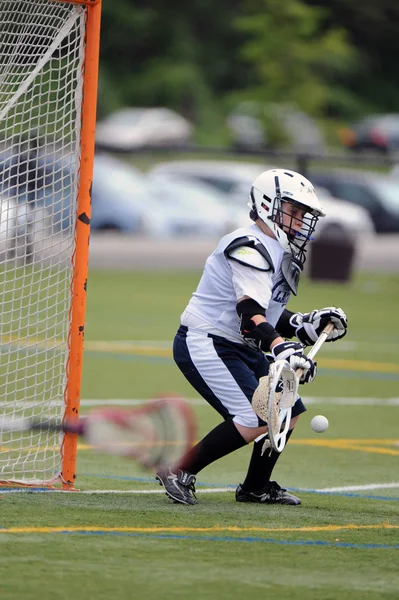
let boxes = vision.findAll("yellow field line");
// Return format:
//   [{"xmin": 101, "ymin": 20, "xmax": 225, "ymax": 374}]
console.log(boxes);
[
  {"xmin": 0, "ymin": 524, "xmax": 398, "ymax": 534},
  {"xmin": 319, "ymin": 357, "xmax": 399, "ymax": 373},
  {"xmin": 292, "ymin": 439, "xmax": 399, "ymax": 456},
  {"xmin": 1, "ymin": 439, "xmax": 398, "ymax": 457},
  {"xmin": 1, "ymin": 336, "xmax": 398, "ymax": 372}
]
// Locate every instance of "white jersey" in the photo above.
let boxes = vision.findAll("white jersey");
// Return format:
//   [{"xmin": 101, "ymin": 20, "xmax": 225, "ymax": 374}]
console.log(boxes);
[{"xmin": 181, "ymin": 224, "xmax": 293, "ymax": 345}]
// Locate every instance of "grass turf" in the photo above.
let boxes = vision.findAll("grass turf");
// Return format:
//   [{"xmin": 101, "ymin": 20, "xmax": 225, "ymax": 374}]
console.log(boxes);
[{"xmin": 0, "ymin": 270, "xmax": 398, "ymax": 600}]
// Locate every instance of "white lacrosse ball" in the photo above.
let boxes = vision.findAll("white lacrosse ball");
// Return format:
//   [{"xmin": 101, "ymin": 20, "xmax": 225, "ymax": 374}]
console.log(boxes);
[{"xmin": 311, "ymin": 415, "xmax": 329, "ymax": 433}]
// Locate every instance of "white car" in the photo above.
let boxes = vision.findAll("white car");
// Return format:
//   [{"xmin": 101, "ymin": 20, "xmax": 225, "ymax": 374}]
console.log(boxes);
[
  {"xmin": 149, "ymin": 160, "xmax": 375, "ymax": 240},
  {"xmin": 145, "ymin": 173, "xmax": 250, "ymax": 238},
  {"xmin": 227, "ymin": 101, "xmax": 327, "ymax": 153},
  {"xmin": 314, "ymin": 188, "xmax": 375, "ymax": 240},
  {"xmin": 149, "ymin": 160, "xmax": 272, "ymax": 203},
  {"xmin": 95, "ymin": 107, "xmax": 193, "ymax": 151},
  {"xmin": 0, "ymin": 193, "xmax": 37, "ymax": 262},
  {"xmin": 91, "ymin": 155, "xmax": 247, "ymax": 239}
]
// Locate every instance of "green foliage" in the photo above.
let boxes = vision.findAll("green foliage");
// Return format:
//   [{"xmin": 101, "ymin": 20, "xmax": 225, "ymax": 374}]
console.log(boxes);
[
  {"xmin": 96, "ymin": 0, "xmax": 399, "ymax": 141},
  {"xmin": 232, "ymin": 0, "xmax": 358, "ymax": 115}
]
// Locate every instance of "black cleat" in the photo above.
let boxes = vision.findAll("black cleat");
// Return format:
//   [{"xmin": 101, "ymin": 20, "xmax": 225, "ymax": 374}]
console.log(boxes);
[
  {"xmin": 156, "ymin": 468, "xmax": 198, "ymax": 505},
  {"xmin": 236, "ymin": 481, "xmax": 301, "ymax": 505}
]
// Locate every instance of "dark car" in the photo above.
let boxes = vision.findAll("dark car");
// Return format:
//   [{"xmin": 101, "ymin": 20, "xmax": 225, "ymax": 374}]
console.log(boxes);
[
  {"xmin": 338, "ymin": 114, "xmax": 399, "ymax": 154},
  {"xmin": 0, "ymin": 149, "xmax": 146, "ymax": 235},
  {"xmin": 309, "ymin": 169, "xmax": 399, "ymax": 233}
]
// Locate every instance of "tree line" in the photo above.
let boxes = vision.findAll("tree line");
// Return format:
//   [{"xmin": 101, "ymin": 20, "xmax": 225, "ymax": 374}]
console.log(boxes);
[{"xmin": 98, "ymin": 0, "xmax": 399, "ymax": 141}]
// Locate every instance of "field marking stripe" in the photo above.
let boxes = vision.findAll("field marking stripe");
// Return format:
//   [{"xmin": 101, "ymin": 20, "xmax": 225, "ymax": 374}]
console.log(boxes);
[
  {"xmin": 85, "ymin": 348, "xmax": 399, "ymax": 374},
  {"xmin": 0, "ymin": 529, "xmax": 396, "ymax": 549},
  {"xmin": 1, "ymin": 439, "xmax": 397, "ymax": 457},
  {"xmin": 80, "ymin": 397, "xmax": 399, "ymax": 406},
  {"xmin": 0, "ymin": 524, "xmax": 398, "ymax": 534},
  {"xmin": 1, "ymin": 482, "xmax": 398, "ymax": 496},
  {"xmin": 84, "ymin": 342, "xmax": 399, "ymax": 371},
  {"xmin": 313, "ymin": 483, "xmax": 399, "ymax": 492},
  {"xmin": 2, "ymin": 335, "xmax": 399, "ymax": 373},
  {"xmin": 292, "ymin": 440, "xmax": 399, "ymax": 456},
  {"xmin": 4, "ymin": 397, "xmax": 399, "ymax": 408}
]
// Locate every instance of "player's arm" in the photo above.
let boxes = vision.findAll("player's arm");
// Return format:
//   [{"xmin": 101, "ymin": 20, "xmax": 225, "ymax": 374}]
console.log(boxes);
[
  {"xmin": 236, "ymin": 296, "xmax": 284, "ymax": 351},
  {"xmin": 224, "ymin": 237, "xmax": 283, "ymax": 352},
  {"xmin": 236, "ymin": 297, "xmax": 317, "ymax": 383}
]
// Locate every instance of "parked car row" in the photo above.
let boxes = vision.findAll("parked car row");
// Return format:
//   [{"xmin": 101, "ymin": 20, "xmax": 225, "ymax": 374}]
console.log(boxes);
[
  {"xmin": 94, "ymin": 104, "xmax": 327, "ymax": 154},
  {"xmin": 0, "ymin": 152, "xmax": 254, "ymax": 244},
  {"xmin": 149, "ymin": 159, "xmax": 376, "ymax": 239},
  {"xmin": 0, "ymin": 153, "xmax": 392, "ymax": 267},
  {"xmin": 92, "ymin": 154, "xmax": 248, "ymax": 238},
  {"xmin": 338, "ymin": 114, "xmax": 399, "ymax": 154},
  {"xmin": 94, "ymin": 105, "xmax": 399, "ymax": 162},
  {"xmin": 309, "ymin": 169, "xmax": 399, "ymax": 233},
  {"xmin": 95, "ymin": 108, "xmax": 193, "ymax": 151}
]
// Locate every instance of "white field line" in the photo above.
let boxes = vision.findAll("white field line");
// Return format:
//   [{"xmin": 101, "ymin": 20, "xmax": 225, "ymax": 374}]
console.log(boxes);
[
  {"xmin": 2, "ymin": 483, "xmax": 399, "ymax": 495},
  {"xmin": 79, "ymin": 483, "xmax": 399, "ymax": 494},
  {"xmin": 312, "ymin": 483, "xmax": 399, "ymax": 493},
  {"xmin": 2, "ymin": 397, "xmax": 399, "ymax": 410},
  {"xmin": 83, "ymin": 397, "xmax": 399, "ymax": 406}
]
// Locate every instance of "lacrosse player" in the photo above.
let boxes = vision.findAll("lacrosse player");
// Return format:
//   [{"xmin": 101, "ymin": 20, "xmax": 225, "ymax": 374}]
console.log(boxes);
[{"xmin": 156, "ymin": 169, "xmax": 348, "ymax": 505}]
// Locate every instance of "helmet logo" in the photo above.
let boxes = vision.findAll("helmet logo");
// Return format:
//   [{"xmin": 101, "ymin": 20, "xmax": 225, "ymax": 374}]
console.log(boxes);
[{"xmin": 260, "ymin": 201, "xmax": 269, "ymax": 213}]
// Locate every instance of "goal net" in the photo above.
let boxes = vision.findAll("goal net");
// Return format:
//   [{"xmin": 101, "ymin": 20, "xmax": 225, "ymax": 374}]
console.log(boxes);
[{"xmin": 0, "ymin": 0, "xmax": 100, "ymax": 486}]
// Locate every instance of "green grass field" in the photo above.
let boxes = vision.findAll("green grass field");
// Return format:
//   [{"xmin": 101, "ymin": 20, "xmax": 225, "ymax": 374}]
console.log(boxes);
[{"xmin": 1, "ymin": 270, "xmax": 398, "ymax": 600}]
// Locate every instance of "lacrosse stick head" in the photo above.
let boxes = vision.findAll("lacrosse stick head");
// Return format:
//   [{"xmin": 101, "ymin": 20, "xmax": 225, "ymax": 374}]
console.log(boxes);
[
  {"xmin": 81, "ymin": 396, "xmax": 197, "ymax": 470},
  {"xmin": 252, "ymin": 360, "xmax": 299, "ymax": 453}
]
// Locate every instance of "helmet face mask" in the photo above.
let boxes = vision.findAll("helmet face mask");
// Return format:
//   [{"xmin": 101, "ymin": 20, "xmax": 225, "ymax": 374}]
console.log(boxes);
[
  {"xmin": 271, "ymin": 199, "xmax": 319, "ymax": 264},
  {"xmin": 249, "ymin": 169, "xmax": 325, "ymax": 266}
]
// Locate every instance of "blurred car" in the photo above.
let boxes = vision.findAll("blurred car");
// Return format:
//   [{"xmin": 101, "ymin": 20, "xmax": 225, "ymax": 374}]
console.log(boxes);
[
  {"xmin": 0, "ymin": 146, "xmax": 77, "ymax": 234},
  {"xmin": 0, "ymin": 192, "xmax": 36, "ymax": 262},
  {"xmin": 91, "ymin": 154, "xmax": 152, "ymax": 232},
  {"xmin": 309, "ymin": 169, "xmax": 399, "ymax": 233},
  {"xmin": 0, "ymin": 149, "xmax": 248, "ymax": 239},
  {"xmin": 391, "ymin": 163, "xmax": 399, "ymax": 178},
  {"xmin": 149, "ymin": 160, "xmax": 272, "ymax": 204},
  {"xmin": 0, "ymin": 148, "xmax": 148, "ymax": 235},
  {"xmin": 95, "ymin": 107, "xmax": 193, "ymax": 151},
  {"xmin": 227, "ymin": 101, "xmax": 326, "ymax": 152},
  {"xmin": 145, "ymin": 173, "xmax": 250, "ymax": 237},
  {"xmin": 149, "ymin": 160, "xmax": 374, "ymax": 240},
  {"xmin": 338, "ymin": 114, "xmax": 399, "ymax": 154},
  {"xmin": 314, "ymin": 188, "xmax": 375, "ymax": 240},
  {"xmin": 92, "ymin": 156, "xmax": 249, "ymax": 238}
]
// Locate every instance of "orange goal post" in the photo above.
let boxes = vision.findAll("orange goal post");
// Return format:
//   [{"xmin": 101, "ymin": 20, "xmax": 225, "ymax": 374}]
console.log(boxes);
[{"xmin": 0, "ymin": 0, "xmax": 102, "ymax": 488}]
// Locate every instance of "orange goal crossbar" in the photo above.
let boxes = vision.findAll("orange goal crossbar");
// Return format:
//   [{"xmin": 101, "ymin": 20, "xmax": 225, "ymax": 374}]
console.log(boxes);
[
  {"xmin": 52, "ymin": 1, "xmax": 101, "ymax": 6},
  {"xmin": 60, "ymin": 0, "xmax": 102, "ymax": 489}
]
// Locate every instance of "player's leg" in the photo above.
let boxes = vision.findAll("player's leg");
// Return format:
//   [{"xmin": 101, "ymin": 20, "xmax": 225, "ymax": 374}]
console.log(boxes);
[
  {"xmin": 156, "ymin": 327, "xmax": 264, "ymax": 504},
  {"xmin": 236, "ymin": 357, "xmax": 307, "ymax": 505},
  {"xmin": 235, "ymin": 415, "xmax": 303, "ymax": 505}
]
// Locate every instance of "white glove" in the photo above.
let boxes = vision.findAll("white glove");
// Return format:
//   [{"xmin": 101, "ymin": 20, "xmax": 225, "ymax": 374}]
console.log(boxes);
[
  {"xmin": 290, "ymin": 307, "xmax": 348, "ymax": 346},
  {"xmin": 271, "ymin": 341, "xmax": 317, "ymax": 384}
]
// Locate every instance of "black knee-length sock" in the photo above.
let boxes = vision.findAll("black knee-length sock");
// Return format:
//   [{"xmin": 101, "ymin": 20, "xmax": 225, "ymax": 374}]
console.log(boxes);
[
  {"xmin": 241, "ymin": 429, "xmax": 294, "ymax": 491},
  {"xmin": 177, "ymin": 418, "xmax": 247, "ymax": 475}
]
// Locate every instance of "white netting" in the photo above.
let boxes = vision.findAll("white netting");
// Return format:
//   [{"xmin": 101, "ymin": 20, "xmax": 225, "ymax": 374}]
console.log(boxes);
[{"xmin": 0, "ymin": 0, "xmax": 86, "ymax": 483}]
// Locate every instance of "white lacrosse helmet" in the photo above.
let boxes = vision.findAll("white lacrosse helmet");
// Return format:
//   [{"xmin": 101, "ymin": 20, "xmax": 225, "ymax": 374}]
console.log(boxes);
[{"xmin": 249, "ymin": 169, "xmax": 325, "ymax": 264}]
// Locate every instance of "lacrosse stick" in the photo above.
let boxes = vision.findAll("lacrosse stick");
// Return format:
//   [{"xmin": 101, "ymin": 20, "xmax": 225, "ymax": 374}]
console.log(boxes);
[
  {"xmin": 0, "ymin": 396, "xmax": 196, "ymax": 471},
  {"xmin": 252, "ymin": 322, "xmax": 334, "ymax": 453}
]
